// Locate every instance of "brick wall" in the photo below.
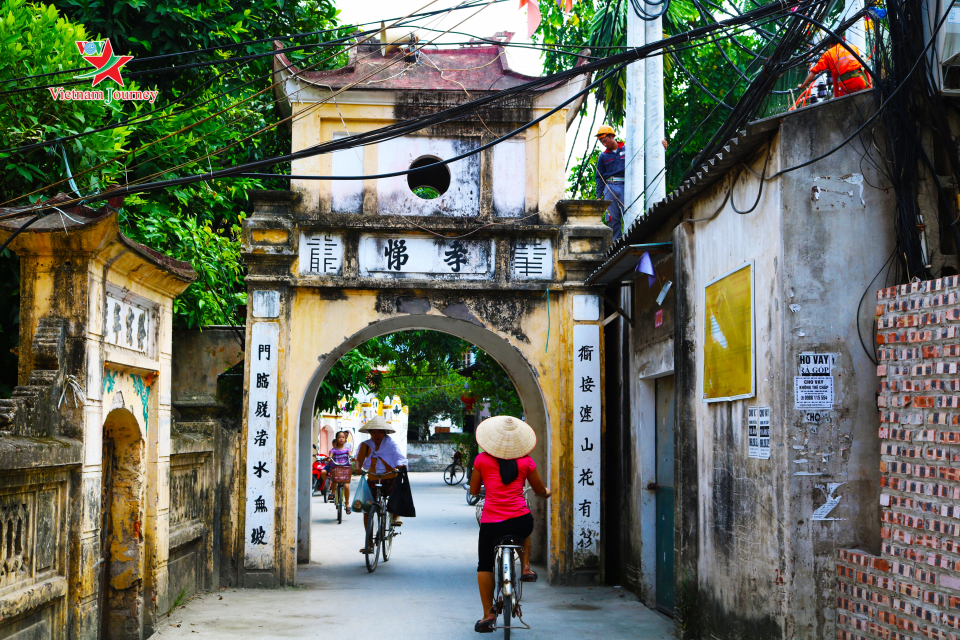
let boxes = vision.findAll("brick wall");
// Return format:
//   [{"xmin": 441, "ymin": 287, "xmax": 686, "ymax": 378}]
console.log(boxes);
[{"xmin": 837, "ymin": 277, "xmax": 960, "ymax": 640}]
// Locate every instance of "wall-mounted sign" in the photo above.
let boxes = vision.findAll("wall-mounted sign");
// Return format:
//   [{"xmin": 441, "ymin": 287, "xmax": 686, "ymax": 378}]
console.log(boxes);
[
  {"xmin": 655, "ymin": 309, "xmax": 664, "ymax": 328},
  {"xmin": 747, "ymin": 406, "xmax": 770, "ymax": 459},
  {"xmin": 702, "ymin": 261, "xmax": 754, "ymax": 402},
  {"xmin": 572, "ymin": 324, "xmax": 601, "ymax": 567},
  {"xmin": 359, "ymin": 235, "xmax": 494, "ymax": 279},
  {"xmin": 299, "ymin": 232, "xmax": 343, "ymax": 275},
  {"xmin": 794, "ymin": 376, "xmax": 834, "ymax": 409},
  {"xmin": 245, "ymin": 322, "xmax": 279, "ymax": 570},
  {"xmin": 797, "ymin": 352, "xmax": 837, "ymax": 376},
  {"xmin": 512, "ymin": 238, "xmax": 553, "ymax": 280},
  {"xmin": 105, "ymin": 294, "xmax": 152, "ymax": 355}
]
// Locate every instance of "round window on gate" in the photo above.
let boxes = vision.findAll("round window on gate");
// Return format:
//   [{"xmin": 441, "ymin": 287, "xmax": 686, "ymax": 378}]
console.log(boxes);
[{"xmin": 407, "ymin": 156, "xmax": 450, "ymax": 200}]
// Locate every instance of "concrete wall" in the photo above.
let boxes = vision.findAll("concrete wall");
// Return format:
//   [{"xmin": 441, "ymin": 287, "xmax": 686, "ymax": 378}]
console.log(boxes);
[
  {"xmin": 170, "ymin": 327, "xmax": 243, "ymax": 404},
  {"xmin": 615, "ymin": 96, "xmax": 896, "ymax": 639},
  {"xmin": 673, "ymin": 97, "xmax": 893, "ymax": 639},
  {"xmin": 407, "ymin": 442, "xmax": 457, "ymax": 472}
]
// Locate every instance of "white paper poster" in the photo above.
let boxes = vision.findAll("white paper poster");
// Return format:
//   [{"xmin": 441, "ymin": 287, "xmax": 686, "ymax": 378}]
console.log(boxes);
[
  {"xmin": 748, "ymin": 407, "xmax": 760, "ymax": 459},
  {"xmin": 245, "ymin": 322, "xmax": 279, "ymax": 570},
  {"xmin": 797, "ymin": 352, "xmax": 837, "ymax": 376},
  {"xmin": 572, "ymin": 324, "xmax": 601, "ymax": 566},
  {"xmin": 758, "ymin": 406, "xmax": 771, "ymax": 459},
  {"xmin": 794, "ymin": 376, "xmax": 834, "ymax": 409}
]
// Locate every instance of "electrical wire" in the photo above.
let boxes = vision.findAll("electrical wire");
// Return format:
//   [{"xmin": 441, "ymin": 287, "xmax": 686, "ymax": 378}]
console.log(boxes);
[{"xmin": 3, "ymin": 0, "xmax": 827, "ymax": 214}]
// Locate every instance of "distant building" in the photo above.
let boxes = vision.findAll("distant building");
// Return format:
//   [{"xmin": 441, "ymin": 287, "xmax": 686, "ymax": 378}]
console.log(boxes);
[{"xmin": 315, "ymin": 391, "xmax": 409, "ymax": 460}]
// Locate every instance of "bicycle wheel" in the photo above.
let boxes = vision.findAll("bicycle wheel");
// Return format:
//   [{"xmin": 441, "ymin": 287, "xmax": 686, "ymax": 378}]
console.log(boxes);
[
  {"xmin": 443, "ymin": 463, "xmax": 462, "ymax": 485},
  {"xmin": 336, "ymin": 486, "xmax": 343, "ymax": 524},
  {"xmin": 475, "ymin": 499, "xmax": 483, "ymax": 526},
  {"xmin": 466, "ymin": 489, "xmax": 481, "ymax": 506},
  {"xmin": 382, "ymin": 516, "xmax": 394, "ymax": 562},
  {"xmin": 364, "ymin": 508, "xmax": 381, "ymax": 573},
  {"xmin": 503, "ymin": 592, "xmax": 513, "ymax": 640}
]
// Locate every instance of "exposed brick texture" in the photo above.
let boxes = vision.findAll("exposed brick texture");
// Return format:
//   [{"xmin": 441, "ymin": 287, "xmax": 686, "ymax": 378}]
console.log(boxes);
[{"xmin": 837, "ymin": 277, "xmax": 960, "ymax": 640}]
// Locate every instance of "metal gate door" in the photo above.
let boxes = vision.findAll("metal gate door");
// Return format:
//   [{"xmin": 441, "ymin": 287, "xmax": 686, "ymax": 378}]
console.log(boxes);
[{"xmin": 655, "ymin": 376, "xmax": 675, "ymax": 615}]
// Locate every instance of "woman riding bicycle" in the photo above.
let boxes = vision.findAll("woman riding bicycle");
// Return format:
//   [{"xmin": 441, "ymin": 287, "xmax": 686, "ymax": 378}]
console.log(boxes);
[
  {"xmin": 321, "ymin": 430, "xmax": 353, "ymax": 514},
  {"xmin": 469, "ymin": 416, "xmax": 550, "ymax": 633},
  {"xmin": 354, "ymin": 415, "xmax": 407, "ymax": 553}
]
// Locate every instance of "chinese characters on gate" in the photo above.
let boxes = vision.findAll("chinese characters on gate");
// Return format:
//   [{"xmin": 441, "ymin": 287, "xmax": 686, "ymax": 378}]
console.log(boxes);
[
  {"xmin": 299, "ymin": 233, "xmax": 554, "ymax": 280},
  {"xmin": 572, "ymin": 324, "xmax": 601, "ymax": 563},
  {"xmin": 245, "ymin": 322, "xmax": 279, "ymax": 569}
]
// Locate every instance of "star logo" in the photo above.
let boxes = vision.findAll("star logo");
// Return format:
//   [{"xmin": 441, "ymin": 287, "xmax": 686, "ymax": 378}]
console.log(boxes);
[{"xmin": 75, "ymin": 40, "xmax": 133, "ymax": 87}]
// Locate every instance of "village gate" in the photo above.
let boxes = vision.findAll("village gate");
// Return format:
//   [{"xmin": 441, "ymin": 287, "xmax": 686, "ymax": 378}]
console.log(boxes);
[
  {"xmin": 238, "ymin": 191, "xmax": 612, "ymax": 586},
  {"xmin": 234, "ymin": 36, "xmax": 613, "ymax": 585}
]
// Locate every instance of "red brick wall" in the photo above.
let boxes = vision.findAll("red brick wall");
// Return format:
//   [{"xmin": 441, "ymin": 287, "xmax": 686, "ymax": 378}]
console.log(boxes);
[{"xmin": 837, "ymin": 278, "xmax": 960, "ymax": 640}]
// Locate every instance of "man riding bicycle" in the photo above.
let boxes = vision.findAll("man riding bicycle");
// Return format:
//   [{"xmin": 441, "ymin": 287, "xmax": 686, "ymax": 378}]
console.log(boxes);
[
  {"xmin": 321, "ymin": 430, "xmax": 353, "ymax": 514},
  {"xmin": 354, "ymin": 415, "xmax": 407, "ymax": 554}
]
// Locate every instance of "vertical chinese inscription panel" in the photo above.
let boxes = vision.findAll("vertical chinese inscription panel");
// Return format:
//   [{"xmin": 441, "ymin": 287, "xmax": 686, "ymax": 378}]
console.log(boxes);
[
  {"xmin": 245, "ymin": 322, "xmax": 279, "ymax": 570},
  {"xmin": 572, "ymin": 324, "xmax": 601, "ymax": 566}
]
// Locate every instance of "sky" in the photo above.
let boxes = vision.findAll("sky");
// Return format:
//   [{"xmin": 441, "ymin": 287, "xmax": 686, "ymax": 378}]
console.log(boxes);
[{"xmin": 335, "ymin": 0, "xmax": 605, "ymax": 188}]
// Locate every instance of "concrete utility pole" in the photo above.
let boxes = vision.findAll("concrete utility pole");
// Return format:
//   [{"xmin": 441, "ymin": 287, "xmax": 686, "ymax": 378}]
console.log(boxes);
[
  {"xmin": 644, "ymin": 6, "xmax": 666, "ymax": 209},
  {"xmin": 625, "ymin": 1, "xmax": 666, "ymax": 231},
  {"xmin": 840, "ymin": 0, "xmax": 866, "ymax": 54},
  {"xmin": 625, "ymin": 2, "xmax": 646, "ymax": 231}
]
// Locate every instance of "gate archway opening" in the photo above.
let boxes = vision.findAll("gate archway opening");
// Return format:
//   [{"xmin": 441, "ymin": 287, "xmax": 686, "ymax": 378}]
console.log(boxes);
[
  {"xmin": 99, "ymin": 407, "xmax": 145, "ymax": 640},
  {"xmin": 296, "ymin": 315, "xmax": 551, "ymax": 569}
]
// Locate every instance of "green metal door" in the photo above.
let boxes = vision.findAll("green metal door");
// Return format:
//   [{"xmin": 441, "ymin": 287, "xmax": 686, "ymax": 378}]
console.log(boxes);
[{"xmin": 655, "ymin": 376, "xmax": 675, "ymax": 615}]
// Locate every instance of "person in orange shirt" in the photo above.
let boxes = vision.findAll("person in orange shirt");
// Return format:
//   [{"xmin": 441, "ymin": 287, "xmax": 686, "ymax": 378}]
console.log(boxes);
[{"xmin": 798, "ymin": 35, "xmax": 872, "ymax": 98}]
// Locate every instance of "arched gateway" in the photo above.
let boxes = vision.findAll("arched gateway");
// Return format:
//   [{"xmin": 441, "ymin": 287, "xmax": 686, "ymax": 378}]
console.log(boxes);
[{"xmin": 235, "ymin": 36, "xmax": 612, "ymax": 586}]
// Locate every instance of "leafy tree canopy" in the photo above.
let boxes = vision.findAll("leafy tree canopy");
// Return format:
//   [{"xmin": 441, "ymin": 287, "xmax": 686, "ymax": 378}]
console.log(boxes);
[{"xmin": 315, "ymin": 331, "xmax": 524, "ymax": 441}]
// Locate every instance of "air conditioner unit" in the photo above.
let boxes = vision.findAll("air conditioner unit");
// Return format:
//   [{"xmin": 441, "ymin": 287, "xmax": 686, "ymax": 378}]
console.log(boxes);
[{"xmin": 927, "ymin": 0, "xmax": 960, "ymax": 94}]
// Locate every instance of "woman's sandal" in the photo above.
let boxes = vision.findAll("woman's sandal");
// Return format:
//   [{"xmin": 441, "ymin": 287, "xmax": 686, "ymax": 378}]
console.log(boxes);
[
  {"xmin": 521, "ymin": 570, "xmax": 538, "ymax": 583},
  {"xmin": 346, "ymin": 507, "xmax": 352, "ymax": 514},
  {"xmin": 474, "ymin": 615, "xmax": 497, "ymax": 633}
]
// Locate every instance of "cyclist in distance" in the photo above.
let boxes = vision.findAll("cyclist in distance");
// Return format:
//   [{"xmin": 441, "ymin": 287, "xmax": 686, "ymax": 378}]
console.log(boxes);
[
  {"xmin": 469, "ymin": 416, "xmax": 550, "ymax": 633},
  {"xmin": 354, "ymin": 415, "xmax": 407, "ymax": 553},
  {"xmin": 321, "ymin": 430, "xmax": 353, "ymax": 514}
]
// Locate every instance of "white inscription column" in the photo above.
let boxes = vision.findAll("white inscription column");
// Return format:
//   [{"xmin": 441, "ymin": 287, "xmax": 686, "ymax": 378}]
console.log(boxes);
[
  {"xmin": 245, "ymin": 322, "xmax": 279, "ymax": 569},
  {"xmin": 573, "ymin": 322, "xmax": 602, "ymax": 565}
]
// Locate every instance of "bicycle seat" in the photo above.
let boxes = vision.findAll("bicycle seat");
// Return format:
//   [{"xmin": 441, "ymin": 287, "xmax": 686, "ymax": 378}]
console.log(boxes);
[{"xmin": 493, "ymin": 535, "xmax": 524, "ymax": 547}]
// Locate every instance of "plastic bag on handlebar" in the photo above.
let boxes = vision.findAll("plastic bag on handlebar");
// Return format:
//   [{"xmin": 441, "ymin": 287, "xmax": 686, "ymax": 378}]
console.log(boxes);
[{"xmin": 353, "ymin": 474, "xmax": 374, "ymax": 513}]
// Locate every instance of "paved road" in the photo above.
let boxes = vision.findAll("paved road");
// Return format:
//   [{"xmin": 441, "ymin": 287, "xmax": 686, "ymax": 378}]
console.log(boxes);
[{"xmin": 155, "ymin": 473, "xmax": 673, "ymax": 640}]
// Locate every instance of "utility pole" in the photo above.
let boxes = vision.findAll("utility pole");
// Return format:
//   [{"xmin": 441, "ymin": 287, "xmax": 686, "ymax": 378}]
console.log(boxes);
[
  {"xmin": 644, "ymin": 5, "xmax": 666, "ymax": 208},
  {"xmin": 625, "ymin": 2, "xmax": 646, "ymax": 232},
  {"xmin": 840, "ymin": 0, "xmax": 866, "ymax": 54}
]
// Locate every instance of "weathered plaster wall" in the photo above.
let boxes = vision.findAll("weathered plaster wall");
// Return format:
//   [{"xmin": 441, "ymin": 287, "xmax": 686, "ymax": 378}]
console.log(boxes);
[
  {"xmin": 407, "ymin": 442, "xmax": 457, "ymax": 472},
  {"xmin": 668, "ymin": 96, "xmax": 895, "ymax": 640},
  {"xmin": 170, "ymin": 327, "xmax": 244, "ymax": 403}
]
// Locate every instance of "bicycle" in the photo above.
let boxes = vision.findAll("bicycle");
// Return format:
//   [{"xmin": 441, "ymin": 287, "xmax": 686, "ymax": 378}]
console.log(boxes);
[
  {"xmin": 444, "ymin": 451, "xmax": 465, "ymax": 485},
  {"xmin": 329, "ymin": 465, "xmax": 352, "ymax": 524},
  {"xmin": 363, "ymin": 472, "xmax": 401, "ymax": 573},
  {"xmin": 491, "ymin": 535, "xmax": 530, "ymax": 638}
]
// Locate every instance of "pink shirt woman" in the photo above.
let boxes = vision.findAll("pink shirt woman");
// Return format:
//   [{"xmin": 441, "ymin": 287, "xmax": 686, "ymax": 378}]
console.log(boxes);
[{"xmin": 474, "ymin": 452, "xmax": 536, "ymax": 523}]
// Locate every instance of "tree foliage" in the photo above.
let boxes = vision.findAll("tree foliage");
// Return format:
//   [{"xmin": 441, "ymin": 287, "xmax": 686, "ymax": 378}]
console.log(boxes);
[
  {"xmin": 0, "ymin": 0, "xmax": 350, "ymax": 393},
  {"xmin": 315, "ymin": 331, "xmax": 524, "ymax": 441},
  {"xmin": 534, "ymin": 0, "xmax": 765, "ymax": 196}
]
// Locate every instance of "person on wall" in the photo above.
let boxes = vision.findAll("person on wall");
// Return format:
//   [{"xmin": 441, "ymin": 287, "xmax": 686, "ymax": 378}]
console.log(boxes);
[
  {"xmin": 595, "ymin": 125, "xmax": 627, "ymax": 242},
  {"xmin": 469, "ymin": 416, "xmax": 551, "ymax": 633},
  {"xmin": 798, "ymin": 34, "xmax": 872, "ymax": 98}
]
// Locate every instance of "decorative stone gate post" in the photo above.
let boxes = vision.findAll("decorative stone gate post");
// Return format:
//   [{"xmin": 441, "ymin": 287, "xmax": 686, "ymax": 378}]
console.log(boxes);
[{"xmin": 0, "ymin": 207, "xmax": 194, "ymax": 640}]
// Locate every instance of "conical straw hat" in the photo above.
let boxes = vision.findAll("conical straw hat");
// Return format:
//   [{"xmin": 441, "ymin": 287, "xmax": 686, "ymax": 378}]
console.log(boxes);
[
  {"xmin": 476, "ymin": 416, "xmax": 536, "ymax": 460},
  {"xmin": 359, "ymin": 414, "xmax": 396, "ymax": 433}
]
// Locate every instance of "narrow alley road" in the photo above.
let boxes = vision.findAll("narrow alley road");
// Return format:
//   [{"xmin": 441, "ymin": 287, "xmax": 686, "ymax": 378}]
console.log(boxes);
[{"xmin": 154, "ymin": 473, "xmax": 673, "ymax": 640}]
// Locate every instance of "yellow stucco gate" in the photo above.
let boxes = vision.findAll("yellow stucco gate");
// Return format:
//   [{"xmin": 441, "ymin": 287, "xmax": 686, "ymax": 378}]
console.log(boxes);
[{"xmin": 235, "ymin": 37, "xmax": 613, "ymax": 586}]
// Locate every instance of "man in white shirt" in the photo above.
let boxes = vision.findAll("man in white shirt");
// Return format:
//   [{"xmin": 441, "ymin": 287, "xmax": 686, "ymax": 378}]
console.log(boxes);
[{"xmin": 354, "ymin": 415, "xmax": 408, "ymax": 553}]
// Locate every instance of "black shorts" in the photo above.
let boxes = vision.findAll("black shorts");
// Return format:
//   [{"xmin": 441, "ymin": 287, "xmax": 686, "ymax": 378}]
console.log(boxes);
[{"xmin": 477, "ymin": 513, "xmax": 534, "ymax": 572}]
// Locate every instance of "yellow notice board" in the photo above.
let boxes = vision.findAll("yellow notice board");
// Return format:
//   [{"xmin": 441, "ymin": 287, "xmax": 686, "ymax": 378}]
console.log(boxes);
[{"xmin": 703, "ymin": 261, "xmax": 755, "ymax": 402}]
